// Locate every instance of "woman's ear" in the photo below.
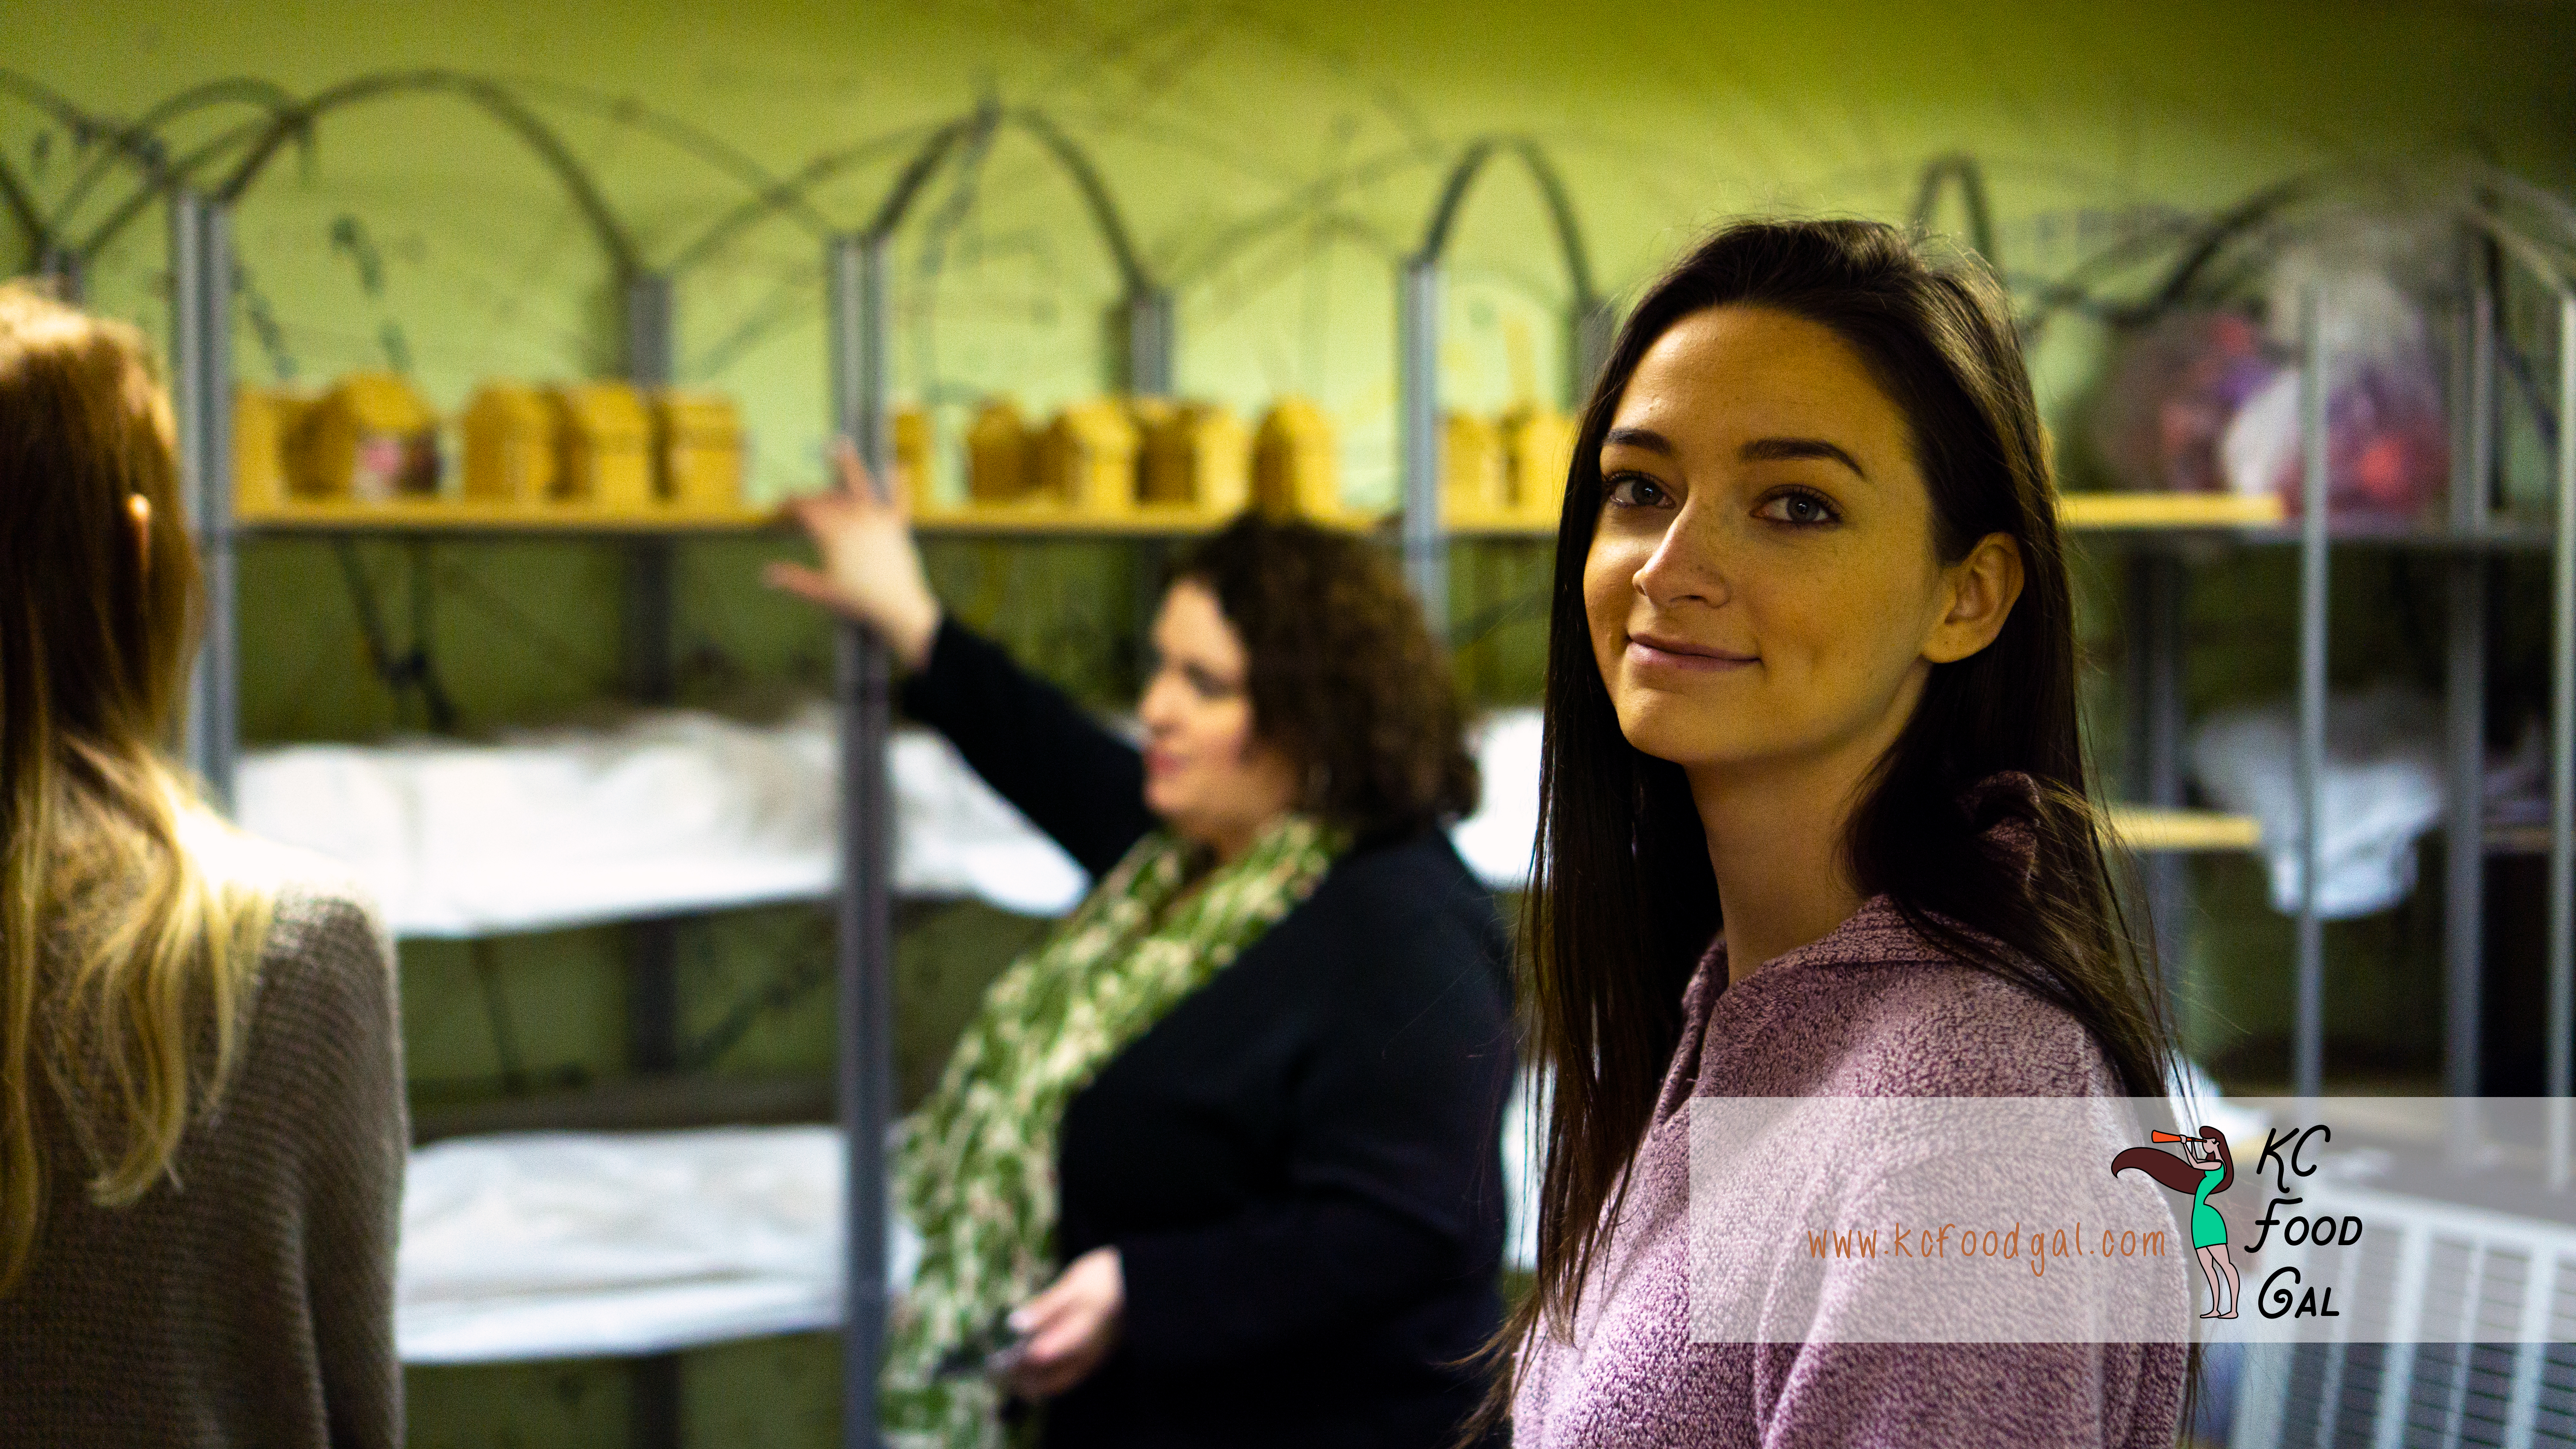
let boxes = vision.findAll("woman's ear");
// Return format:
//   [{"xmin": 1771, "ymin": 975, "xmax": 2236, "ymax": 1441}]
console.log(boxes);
[
  {"xmin": 127, "ymin": 493, "xmax": 152, "ymax": 580},
  {"xmin": 1922, "ymin": 532, "xmax": 2023, "ymax": 665}
]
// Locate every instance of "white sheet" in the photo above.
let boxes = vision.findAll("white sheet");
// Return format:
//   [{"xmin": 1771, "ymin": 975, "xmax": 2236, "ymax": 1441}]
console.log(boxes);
[
  {"xmin": 397, "ymin": 1126, "xmax": 919, "ymax": 1364},
  {"xmin": 237, "ymin": 706, "xmax": 1543, "ymax": 937},
  {"xmin": 2190, "ymin": 685, "xmax": 2445, "ymax": 919},
  {"xmin": 399, "ymin": 1093, "xmax": 1541, "ymax": 1366}
]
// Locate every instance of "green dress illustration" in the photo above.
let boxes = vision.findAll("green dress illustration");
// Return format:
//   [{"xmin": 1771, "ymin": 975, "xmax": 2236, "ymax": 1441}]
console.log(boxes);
[{"xmin": 2190, "ymin": 1161, "xmax": 2227, "ymax": 1249}]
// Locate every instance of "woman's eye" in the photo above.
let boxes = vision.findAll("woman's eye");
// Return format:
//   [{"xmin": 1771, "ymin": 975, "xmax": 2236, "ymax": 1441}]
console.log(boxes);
[
  {"xmin": 1756, "ymin": 489, "xmax": 1839, "ymax": 526},
  {"xmin": 1182, "ymin": 665, "xmax": 1238, "ymax": 700},
  {"xmin": 1604, "ymin": 473, "xmax": 1672, "ymax": 509}
]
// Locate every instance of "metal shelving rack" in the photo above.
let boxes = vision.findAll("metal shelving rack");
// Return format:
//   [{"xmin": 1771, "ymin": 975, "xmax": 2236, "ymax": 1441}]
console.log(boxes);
[
  {"xmin": 824, "ymin": 105, "xmax": 1165, "ymax": 1449},
  {"xmin": 164, "ymin": 183, "xmax": 803, "ymax": 1449},
  {"xmin": 2087, "ymin": 187, "xmax": 2576, "ymax": 1131},
  {"xmin": 158, "ymin": 93, "xmax": 1173, "ymax": 1449}
]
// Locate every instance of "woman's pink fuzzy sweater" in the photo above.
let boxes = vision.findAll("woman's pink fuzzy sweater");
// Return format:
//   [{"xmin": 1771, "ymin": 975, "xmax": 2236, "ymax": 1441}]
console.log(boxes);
[{"xmin": 1512, "ymin": 892, "xmax": 2189, "ymax": 1448}]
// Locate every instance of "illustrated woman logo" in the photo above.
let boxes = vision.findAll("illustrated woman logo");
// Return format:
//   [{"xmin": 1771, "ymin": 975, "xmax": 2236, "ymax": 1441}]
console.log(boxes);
[{"xmin": 2113, "ymin": 1127, "xmax": 2239, "ymax": 1320}]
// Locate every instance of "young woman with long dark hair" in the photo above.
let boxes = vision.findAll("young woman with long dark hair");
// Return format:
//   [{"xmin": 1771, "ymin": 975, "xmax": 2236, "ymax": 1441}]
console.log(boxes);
[{"xmin": 1494, "ymin": 220, "xmax": 2187, "ymax": 1446}]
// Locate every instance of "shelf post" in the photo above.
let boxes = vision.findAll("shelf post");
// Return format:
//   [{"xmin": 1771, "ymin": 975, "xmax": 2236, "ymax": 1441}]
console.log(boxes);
[
  {"xmin": 2549, "ymin": 293, "xmax": 2576, "ymax": 1188},
  {"xmin": 36, "ymin": 243, "xmax": 83, "ymax": 304},
  {"xmin": 619, "ymin": 276, "xmax": 679, "ymax": 712},
  {"xmin": 2293, "ymin": 285, "xmax": 2329, "ymax": 1101},
  {"xmin": 2123, "ymin": 554, "xmax": 2189, "ymax": 1022},
  {"xmin": 828, "ymin": 230, "xmax": 896, "ymax": 1449},
  {"xmin": 1125, "ymin": 286, "xmax": 1175, "ymax": 397},
  {"xmin": 620, "ymin": 268, "xmax": 687, "ymax": 1449},
  {"xmin": 1399, "ymin": 255, "xmax": 1445, "ymax": 635},
  {"xmin": 170, "ymin": 189, "xmax": 237, "ymax": 812},
  {"xmin": 2445, "ymin": 257, "xmax": 2496, "ymax": 1124}
]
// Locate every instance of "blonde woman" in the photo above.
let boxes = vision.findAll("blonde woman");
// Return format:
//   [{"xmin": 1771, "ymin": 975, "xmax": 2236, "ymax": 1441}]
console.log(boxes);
[{"xmin": 0, "ymin": 282, "xmax": 406, "ymax": 1447}]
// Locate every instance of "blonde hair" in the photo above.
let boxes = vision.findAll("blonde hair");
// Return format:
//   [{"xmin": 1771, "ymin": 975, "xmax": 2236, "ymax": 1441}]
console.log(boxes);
[{"xmin": 0, "ymin": 280, "xmax": 274, "ymax": 1293}]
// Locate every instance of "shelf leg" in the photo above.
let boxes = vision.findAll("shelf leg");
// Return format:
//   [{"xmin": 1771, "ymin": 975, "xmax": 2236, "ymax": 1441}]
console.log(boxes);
[
  {"xmin": 829, "ymin": 231, "xmax": 896, "ymax": 1449},
  {"xmin": 2548, "ymin": 295, "xmax": 2576, "ymax": 1186},
  {"xmin": 2445, "ymin": 265, "xmax": 2495, "ymax": 1134},
  {"xmin": 1399, "ymin": 256, "xmax": 1446, "ymax": 637},
  {"xmin": 630, "ymin": 1353, "xmax": 682, "ymax": 1449},
  {"xmin": 2123, "ymin": 553, "xmax": 2190, "ymax": 1021},
  {"xmin": 2294, "ymin": 286, "xmax": 2330, "ymax": 1100},
  {"xmin": 619, "ymin": 274, "xmax": 688, "ymax": 1449},
  {"xmin": 171, "ymin": 190, "xmax": 238, "ymax": 809}
]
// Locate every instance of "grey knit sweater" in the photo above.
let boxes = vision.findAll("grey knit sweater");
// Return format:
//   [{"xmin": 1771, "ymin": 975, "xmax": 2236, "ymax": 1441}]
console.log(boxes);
[{"xmin": 0, "ymin": 882, "xmax": 407, "ymax": 1448}]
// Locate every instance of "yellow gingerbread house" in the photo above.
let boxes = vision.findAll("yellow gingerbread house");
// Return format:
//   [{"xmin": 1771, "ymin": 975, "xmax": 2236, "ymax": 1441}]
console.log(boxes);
[
  {"xmin": 1138, "ymin": 401, "xmax": 1251, "ymax": 519},
  {"xmin": 293, "ymin": 372, "xmax": 439, "ymax": 502},
  {"xmin": 460, "ymin": 383, "xmax": 556, "ymax": 505},
  {"xmin": 1036, "ymin": 400, "xmax": 1141, "ymax": 515},
  {"xmin": 966, "ymin": 399, "xmax": 1036, "ymax": 504},
  {"xmin": 653, "ymin": 390, "xmax": 743, "ymax": 512},
  {"xmin": 1253, "ymin": 398, "xmax": 1348, "ymax": 525},
  {"xmin": 548, "ymin": 382, "xmax": 653, "ymax": 512},
  {"xmin": 1499, "ymin": 403, "xmax": 1576, "ymax": 527}
]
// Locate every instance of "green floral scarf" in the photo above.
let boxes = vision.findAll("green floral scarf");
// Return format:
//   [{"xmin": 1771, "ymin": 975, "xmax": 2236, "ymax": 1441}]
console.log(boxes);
[{"xmin": 881, "ymin": 813, "xmax": 1346, "ymax": 1449}]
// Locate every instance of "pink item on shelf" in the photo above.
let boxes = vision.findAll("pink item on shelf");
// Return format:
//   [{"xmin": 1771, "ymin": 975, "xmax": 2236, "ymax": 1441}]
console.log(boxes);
[
  {"xmin": 2223, "ymin": 360, "xmax": 2448, "ymax": 522},
  {"xmin": 2092, "ymin": 312, "xmax": 2280, "ymax": 494}
]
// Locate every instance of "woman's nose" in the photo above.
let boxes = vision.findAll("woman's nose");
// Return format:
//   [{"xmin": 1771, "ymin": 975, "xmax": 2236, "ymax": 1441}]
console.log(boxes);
[
  {"xmin": 1136, "ymin": 671, "xmax": 1181, "ymax": 731},
  {"xmin": 1630, "ymin": 503, "xmax": 1731, "ymax": 610}
]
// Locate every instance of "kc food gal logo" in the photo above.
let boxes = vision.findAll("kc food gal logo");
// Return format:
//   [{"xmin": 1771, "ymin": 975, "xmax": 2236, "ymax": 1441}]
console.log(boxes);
[{"xmin": 2113, "ymin": 1121, "xmax": 2357, "ymax": 1321}]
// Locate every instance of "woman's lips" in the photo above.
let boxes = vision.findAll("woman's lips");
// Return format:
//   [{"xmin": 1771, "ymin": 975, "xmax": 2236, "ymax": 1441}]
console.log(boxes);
[
  {"xmin": 1143, "ymin": 746, "xmax": 1181, "ymax": 776},
  {"xmin": 1625, "ymin": 634, "xmax": 1756, "ymax": 673}
]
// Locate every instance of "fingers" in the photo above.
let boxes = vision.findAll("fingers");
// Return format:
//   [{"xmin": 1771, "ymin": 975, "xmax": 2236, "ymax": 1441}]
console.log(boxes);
[
  {"xmin": 831, "ymin": 436, "xmax": 906, "ymax": 520},
  {"xmin": 1021, "ymin": 1302, "xmax": 1098, "ymax": 1364},
  {"xmin": 832, "ymin": 436, "xmax": 868, "ymax": 499},
  {"xmin": 1006, "ymin": 1276, "xmax": 1074, "ymax": 1340},
  {"xmin": 761, "ymin": 561, "xmax": 846, "ymax": 610},
  {"xmin": 1005, "ymin": 1306, "xmax": 1108, "ymax": 1400}
]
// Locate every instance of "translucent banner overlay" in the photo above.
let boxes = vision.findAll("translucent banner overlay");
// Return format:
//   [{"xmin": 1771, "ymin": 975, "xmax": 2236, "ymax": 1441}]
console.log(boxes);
[{"xmin": 1686, "ymin": 1097, "xmax": 2576, "ymax": 1345}]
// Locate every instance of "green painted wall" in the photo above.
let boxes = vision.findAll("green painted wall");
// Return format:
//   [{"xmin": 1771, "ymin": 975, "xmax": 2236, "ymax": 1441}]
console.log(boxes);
[{"xmin": 9, "ymin": 1, "xmax": 2573, "ymax": 1442}]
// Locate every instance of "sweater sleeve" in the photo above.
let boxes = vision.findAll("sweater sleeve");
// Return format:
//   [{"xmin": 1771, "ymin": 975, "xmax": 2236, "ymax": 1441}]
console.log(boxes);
[
  {"xmin": 1111, "ymin": 884, "xmax": 1513, "ymax": 1367},
  {"xmin": 1755, "ymin": 1341, "xmax": 2178, "ymax": 1449},
  {"xmin": 1750, "ymin": 1158, "xmax": 2186, "ymax": 1449},
  {"xmin": 276, "ymin": 891, "xmax": 409, "ymax": 1449},
  {"xmin": 899, "ymin": 616, "xmax": 1155, "ymax": 879}
]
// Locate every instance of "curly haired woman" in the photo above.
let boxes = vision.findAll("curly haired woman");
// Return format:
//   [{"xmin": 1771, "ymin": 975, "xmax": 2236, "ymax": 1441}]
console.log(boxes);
[{"xmin": 774, "ymin": 464, "xmax": 1513, "ymax": 1449}]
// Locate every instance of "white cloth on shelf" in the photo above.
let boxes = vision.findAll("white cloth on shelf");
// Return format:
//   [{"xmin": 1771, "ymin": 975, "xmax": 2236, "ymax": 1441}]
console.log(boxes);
[
  {"xmin": 887, "ymin": 729, "xmax": 1088, "ymax": 915},
  {"xmin": 237, "ymin": 709, "xmax": 844, "ymax": 937},
  {"xmin": 2189, "ymin": 685, "xmax": 2445, "ymax": 919},
  {"xmin": 1453, "ymin": 707, "xmax": 1543, "ymax": 894},
  {"xmin": 236, "ymin": 704, "xmax": 1547, "ymax": 935},
  {"xmin": 397, "ymin": 1125, "xmax": 918, "ymax": 1364}
]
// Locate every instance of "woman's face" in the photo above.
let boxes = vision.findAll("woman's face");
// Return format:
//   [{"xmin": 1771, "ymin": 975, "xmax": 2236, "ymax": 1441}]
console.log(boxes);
[
  {"xmin": 1137, "ymin": 579, "xmax": 1301, "ymax": 855},
  {"xmin": 1583, "ymin": 304, "xmax": 2020, "ymax": 781}
]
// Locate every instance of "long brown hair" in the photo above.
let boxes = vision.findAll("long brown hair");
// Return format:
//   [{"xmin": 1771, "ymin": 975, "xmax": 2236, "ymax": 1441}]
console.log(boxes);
[
  {"xmin": 1491, "ymin": 220, "xmax": 2178, "ymax": 1415},
  {"xmin": 0, "ymin": 280, "xmax": 274, "ymax": 1293}
]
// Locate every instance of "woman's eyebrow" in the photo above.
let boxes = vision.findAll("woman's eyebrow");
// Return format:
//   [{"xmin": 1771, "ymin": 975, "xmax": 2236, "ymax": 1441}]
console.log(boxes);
[
  {"xmin": 1740, "ymin": 436, "xmax": 1867, "ymax": 479},
  {"xmin": 1603, "ymin": 428, "xmax": 1868, "ymax": 481},
  {"xmin": 1602, "ymin": 426, "xmax": 1675, "ymax": 456}
]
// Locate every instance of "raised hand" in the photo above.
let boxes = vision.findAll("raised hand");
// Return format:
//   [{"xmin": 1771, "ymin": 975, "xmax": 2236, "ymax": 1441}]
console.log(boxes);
[{"xmin": 763, "ymin": 437, "xmax": 943, "ymax": 670}]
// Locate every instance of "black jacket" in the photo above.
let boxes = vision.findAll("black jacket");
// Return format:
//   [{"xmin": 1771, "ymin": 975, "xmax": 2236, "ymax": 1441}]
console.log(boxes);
[{"xmin": 902, "ymin": 618, "xmax": 1513, "ymax": 1449}]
